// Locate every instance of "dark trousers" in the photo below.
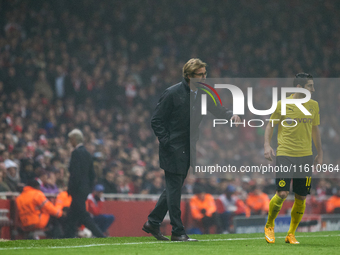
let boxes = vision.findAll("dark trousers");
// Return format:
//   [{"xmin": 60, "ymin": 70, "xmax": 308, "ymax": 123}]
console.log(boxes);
[
  {"xmin": 220, "ymin": 212, "xmax": 245, "ymax": 232},
  {"xmin": 148, "ymin": 171, "xmax": 187, "ymax": 235},
  {"xmin": 45, "ymin": 216, "xmax": 64, "ymax": 239},
  {"xmin": 220, "ymin": 212, "xmax": 233, "ymax": 232},
  {"xmin": 201, "ymin": 212, "xmax": 222, "ymax": 234},
  {"xmin": 93, "ymin": 214, "xmax": 115, "ymax": 233},
  {"xmin": 64, "ymin": 194, "xmax": 104, "ymax": 238}
]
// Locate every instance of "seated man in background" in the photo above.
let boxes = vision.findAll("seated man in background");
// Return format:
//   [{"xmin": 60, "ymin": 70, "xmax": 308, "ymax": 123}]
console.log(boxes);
[
  {"xmin": 246, "ymin": 185, "xmax": 270, "ymax": 215},
  {"xmin": 0, "ymin": 162, "xmax": 11, "ymax": 192},
  {"xmin": 326, "ymin": 187, "xmax": 340, "ymax": 214},
  {"xmin": 218, "ymin": 185, "xmax": 250, "ymax": 233},
  {"xmin": 189, "ymin": 184, "xmax": 222, "ymax": 234},
  {"xmin": 40, "ymin": 171, "xmax": 59, "ymax": 195},
  {"xmin": 55, "ymin": 184, "xmax": 72, "ymax": 212},
  {"xmin": 4, "ymin": 159, "xmax": 23, "ymax": 192},
  {"xmin": 86, "ymin": 184, "xmax": 115, "ymax": 235},
  {"xmin": 55, "ymin": 181, "xmax": 72, "ymax": 234},
  {"xmin": 16, "ymin": 180, "xmax": 64, "ymax": 238}
]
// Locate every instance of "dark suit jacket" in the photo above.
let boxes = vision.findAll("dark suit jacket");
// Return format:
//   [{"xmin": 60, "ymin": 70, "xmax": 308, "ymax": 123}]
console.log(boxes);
[
  {"xmin": 151, "ymin": 79, "xmax": 233, "ymax": 175},
  {"xmin": 67, "ymin": 145, "xmax": 95, "ymax": 198}
]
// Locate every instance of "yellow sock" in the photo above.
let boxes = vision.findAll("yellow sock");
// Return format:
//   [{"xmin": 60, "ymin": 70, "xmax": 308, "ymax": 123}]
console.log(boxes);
[
  {"xmin": 265, "ymin": 194, "xmax": 285, "ymax": 228},
  {"xmin": 287, "ymin": 198, "xmax": 306, "ymax": 235}
]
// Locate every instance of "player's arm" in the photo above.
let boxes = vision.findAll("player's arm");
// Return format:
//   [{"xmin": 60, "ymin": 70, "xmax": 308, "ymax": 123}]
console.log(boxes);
[
  {"xmin": 206, "ymin": 90, "xmax": 242, "ymax": 126},
  {"xmin": 151, "ymin": 89, "xmax": 173, "ymax": 148},
  {"xmin": 264, "ymin": 101, "xmax": 281, "ymax": 161},
  {"xmin": 312, "ymin": 103, "xmax": 322, "ymax": 166},
  {"xmin": 312, "ymin": 125, "xmax": 323, "ymax": 165},
  {"xmin": 264, "ymin": 123, "xmax": 276, "ymax": 161}
]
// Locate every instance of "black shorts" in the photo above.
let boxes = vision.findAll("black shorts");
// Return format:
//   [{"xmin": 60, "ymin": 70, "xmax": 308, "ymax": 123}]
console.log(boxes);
[{"xmin": 275, "ymin": 155, "xmax": 313, "ymax": 196}]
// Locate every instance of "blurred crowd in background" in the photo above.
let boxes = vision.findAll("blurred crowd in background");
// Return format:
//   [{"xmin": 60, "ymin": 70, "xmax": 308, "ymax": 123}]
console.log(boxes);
[{"xmin": 0, "ymin": 0, "xmax": 340, "ymax": 212}]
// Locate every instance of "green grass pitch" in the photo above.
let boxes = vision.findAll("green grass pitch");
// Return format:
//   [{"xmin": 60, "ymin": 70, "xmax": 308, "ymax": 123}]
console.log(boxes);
[{"xmin": 0, "ymin": 231, "xmax": 339, "ymax": 255}]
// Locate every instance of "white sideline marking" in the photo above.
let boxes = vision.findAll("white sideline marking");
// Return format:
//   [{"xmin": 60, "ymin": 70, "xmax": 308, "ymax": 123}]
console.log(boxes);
[{"xmin": 0, "ymin": 234, "xmax": 339, "ymax": 251}]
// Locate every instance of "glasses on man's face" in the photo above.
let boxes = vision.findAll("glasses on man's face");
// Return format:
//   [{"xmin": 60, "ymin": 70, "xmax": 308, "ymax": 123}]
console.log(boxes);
[{"xmin": 192, "ymin": 72, "xmax": 207, "ymax": 78}]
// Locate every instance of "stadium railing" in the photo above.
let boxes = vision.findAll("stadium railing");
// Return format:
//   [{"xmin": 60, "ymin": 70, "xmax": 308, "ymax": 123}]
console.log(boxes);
[{"xmin": 0, "ymin": 192, "xmax": 327, "ymax": 201}]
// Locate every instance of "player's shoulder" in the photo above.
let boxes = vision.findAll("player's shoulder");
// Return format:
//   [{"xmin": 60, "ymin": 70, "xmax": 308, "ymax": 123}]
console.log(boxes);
[
  {"xmin": 166, "ymin": 81, "xmax": 185, "ymax": 94},
  {"xmin": 275, "ymin": 99, "xmax": 282, "ymax": 108},
  {"xmin": 309, "ymin": 98, "xmax": 319, "ymax": 106},
  {"xmin": 71, "ymin": 147, "xmax": 80, "ymax": 157}
]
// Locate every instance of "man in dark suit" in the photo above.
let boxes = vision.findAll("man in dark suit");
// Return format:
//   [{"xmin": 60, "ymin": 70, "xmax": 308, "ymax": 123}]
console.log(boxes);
[
  {"xmin": 64, "ymin": 129, "xmax": 104, "ymax": 238},
  {"xmin": 142, "ymin": 58, "xmax": 241, "ymax": 241}
]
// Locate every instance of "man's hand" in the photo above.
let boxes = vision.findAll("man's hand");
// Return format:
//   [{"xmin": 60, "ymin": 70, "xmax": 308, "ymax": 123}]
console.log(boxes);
[
  {"xmin": 314, "ymin": 154, "xmax": 323, "ymax": 166},
  {"xmin": 230, "ymin": 115, "xmax": 242, "ymax": 127},
  {"xmin": 94, "ymin": 195, "xmax": 101, "ymax": 202},
  {"xmin": 159, "ymin": 135, "xmax": 170, "ymax": 148},
  {"xmin": 264, "ymin": 145, "xmax": 275, "ymax": 161}
]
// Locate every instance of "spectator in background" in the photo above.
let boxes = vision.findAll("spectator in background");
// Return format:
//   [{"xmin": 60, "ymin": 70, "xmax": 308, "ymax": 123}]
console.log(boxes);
[
  {"xmin": 326, "ymin": 187, "xmax": 340, "ymax": 214},
  {"xmin": 182, "ymin": 175, "xmax": 196, "ymax": 195},
  {"xmin": 35, "ymin": 169, "xmax": 48, "ymax": 191},
  {"xmin": 16, "ymin": 180, "xmax": 64, "ymax": 238},
  {"xmin": 4, "ymin": 67, "xmax": 20, "ymax": 94},
  {"xmin": 86, "ymin": 184, "xmax": 115, "ymax": 235},
  {"xmin": 149, "ymin": 177, "xmax": 164, "ymax": 195},
  {"xmin": 19, "ymin": 158, "xmax": 35, "ymax": 184},
  {"xmin": 99, "ymin": 170, "xmax": 117, "ymax": 194},
  {"xmin": 55, "ymin": 166, "xmax": 68, "ymax": 189},
  {"xmin": 54, "ymin": 65, "xmax": 72, "ymax": 100},
  {"xmin": 34, "ymin": 71, "xmax": 53, "ymax": 102},
  {"xmin": 218, "ymin": 185, "xmax": 250, "ymax": 233},
  {"xmin": 115, "ymin": 174, "xmax": 130, "ymax": 194},
  {"xmin": 0, "ymin": 162, "xmax": 11, "ymax": 192},
  {"xmin": 205, "ymin": 178, "xmax": 219, "ymax": 195},
  {"xmin": 316, "ymin": 179, "xmax": 333, "ymax": 198},
  {"xmin": 40, "ymin": 172, "xmax": 59, "ymax": 195},
  {"xmin": 246, "ymin": 185, "xmax": 270, "ymax": 215},
  {"xmin": 139, "ymin": 171, "xmax": 155, "ymax": 194},
  {"xmin": 4, "ymin": 159, "xmax": 22, "ymax": 191},
  {"xmin": 129, "ymin": 175, "xmax": 143, "ymax": 194},
  {"xmin": 93, "ymin": 153, "xmax": 106, "ymax": 181},
  {"xmin": 189, "ymin": 184, "xmax": 222, "ymax": 234}
]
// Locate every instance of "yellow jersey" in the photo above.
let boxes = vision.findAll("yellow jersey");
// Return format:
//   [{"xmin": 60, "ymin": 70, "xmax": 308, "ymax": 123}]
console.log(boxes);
[{"xmin": 270, "ymin": 94, "xmax": 320, "ymax": 157}]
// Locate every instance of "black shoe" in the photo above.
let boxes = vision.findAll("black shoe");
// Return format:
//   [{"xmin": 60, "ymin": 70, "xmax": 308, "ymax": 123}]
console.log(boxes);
[
  {"xmin": 142, "ymin": 221, "xmax": 169, "ymax": 241},
  {"xmin": 171, "ymin": 234, "xmax": 198, "ymax": 242}
]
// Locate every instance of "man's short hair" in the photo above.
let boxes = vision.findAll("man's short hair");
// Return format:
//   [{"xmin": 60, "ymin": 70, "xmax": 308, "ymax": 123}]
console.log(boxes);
[
  {"xmin": 68, "ymin": 129, "xmax": 84, "ymax": 143},
  {"xmin": 182, "ymin": 58, "xmax": 207, "ymax": 82},
  {"xmin": 27, "ymin": 180, "xmax": 40, "ymax": 189},
  {"xmin": 293, "ymin": 73, "xmax": 313, "ymax": 87}
]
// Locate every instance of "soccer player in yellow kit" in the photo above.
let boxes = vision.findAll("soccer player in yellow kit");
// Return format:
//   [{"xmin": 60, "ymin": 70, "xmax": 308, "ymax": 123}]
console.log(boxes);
[{"xmin": 263, "ymin": 73, "xmax": 323, "ymax": 244}]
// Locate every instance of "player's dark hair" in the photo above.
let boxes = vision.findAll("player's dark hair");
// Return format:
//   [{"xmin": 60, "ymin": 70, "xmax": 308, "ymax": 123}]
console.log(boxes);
[{"xmin": 293, "ymin": 73, "xmax": 313, "ymax": 87}]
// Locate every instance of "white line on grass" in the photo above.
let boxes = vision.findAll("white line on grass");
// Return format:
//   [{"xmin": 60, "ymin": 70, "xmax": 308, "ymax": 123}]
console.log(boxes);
[{"xmin": 0, "ymin": 234, "xmax": 339, "ymax": 251}]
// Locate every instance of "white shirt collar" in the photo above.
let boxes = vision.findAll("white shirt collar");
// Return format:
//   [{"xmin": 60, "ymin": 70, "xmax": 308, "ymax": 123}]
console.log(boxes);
[{"xmin": 76, "ymin": 143, "xmax": 83, "ymax": 149}]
